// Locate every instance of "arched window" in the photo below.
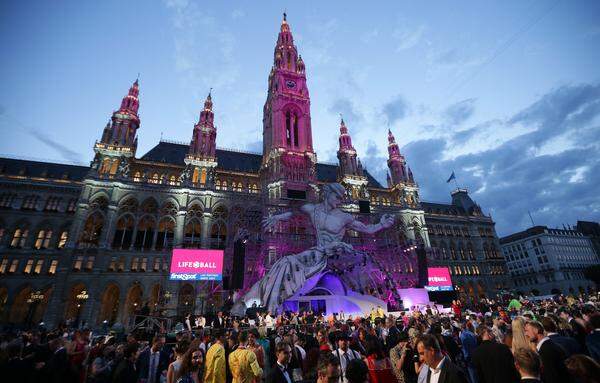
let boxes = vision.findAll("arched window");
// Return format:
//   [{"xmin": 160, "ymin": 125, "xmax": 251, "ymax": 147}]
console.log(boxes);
[
  {"xmin": 112, "ymin": 215, "xmax": 134, "ymax": 249},
  {"xmin": 200, "ymin": 168, "xmax": 207, "ymax": 184},
  {"xmin": 44, "ymin": 197, "xmax": 61, "ymax": 211},
  {"xmin": 21, "ymin": 195, "xmax": 39, "ymax": 210},
  {"xmin": 286, "ymin": 111, "xmax": 292, "ymax": 146},
  {"xmin": 133, "ymin": 172, "xmax": 142, "ymax": 182},
  {"xmin": 149, "ymin": 173, "xmax": 160, "ymax": 184},
  {"xmin": 57, "ymin": 231, "xmax": 68, "ymax": 249},
  {"xmin": 184, "ymin": 220, "xmax": 202, "ymax": 248},
  {"xmin": 215, "ymin": 180, "xmax": 221, "ymax": 190},
  {"xmin": 134, "ymin": 216, "xmax": 155, "ymax": 250},
  {"xmin": 221, "ymin": 180, "xmax": 228, "ymax": 191},
  {"xmin": 0, "ymin": 193, "xmax": 16, "ymax": 208},
  {"xmin": 156, "ymin": 218, "xmax": 175, "ymax": 251},
  {"xmin": 11, "ymin": 228, "xmax": 29, "ymax": 248},
  {"xmin": 169, "ymin": 175, "xmax": 177, "ymax": 186},
  {"xmin": 34, "ymin": 230, "xmax": 53, "ymax": 249},
  {"xmin": 79, "ymin": 213, "xmax": 104, "ymax": 247},
  {"xmin": 210, "ymin": 221, "xmax": 227, "ymax": 249}
]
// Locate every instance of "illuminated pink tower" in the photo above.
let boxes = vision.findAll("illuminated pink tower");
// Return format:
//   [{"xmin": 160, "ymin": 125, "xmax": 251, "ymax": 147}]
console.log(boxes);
[
  {"xmin": 387, "ymin": 129, "xmax": 419, "ymax": 207},
  {"xmin": 337, "ymin": 118, "xmax": 368, "ymax": 200},
  {"xmin": 261, "ymin": 13, "xmax": 317, "ymax": 201},
  {"xmin": 99, "ymin": 79, "xmax": 140, "ymax": 149},
  {"xmin": 183, "ymin": 92, "xmax": 218, "ymax": 187},
  {"xmin": 93, "ymin": 80, "xmax": 140, "ymax": 177}
]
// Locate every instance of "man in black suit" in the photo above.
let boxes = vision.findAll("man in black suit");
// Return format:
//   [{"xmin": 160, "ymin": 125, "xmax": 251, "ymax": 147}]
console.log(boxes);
[
  {"xmin": 112, "ymin": 343, "xmax": 139, "ymax": 383},
  {"xmin": 513, "ymin": 348, "xmax": 542, "ymax": 383},
  {"xmin": 471, "ymin": 325, "xmax": 520, "ymax": 383},
  {"xmin": 416, "ymin": 334, "xmax": 468, "ymax": 383},
  {"xmin": 269, "ymin": 341, "xmax": 295, "ymax": 383},
  {"xmin": 212, "ymin": 311, "xmax": 225, "ymax": 328},
  {"xmin": 525, "ymin": 320, "xmax": 570, "ymax": 383},
  {"xmin": 46, "ymin": 335, "xmax": 71, "ymax": 383},
  {"xmin": 136, "ymin": 335, "xmax": 169, "ymax": 383},
  {"xmin": 541, "ymin": 317, "xmax": 581, "ymax": 357}
]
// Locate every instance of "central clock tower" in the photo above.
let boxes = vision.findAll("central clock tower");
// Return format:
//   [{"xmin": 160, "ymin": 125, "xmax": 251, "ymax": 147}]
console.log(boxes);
[{"xmin": 261, "ymin": 13, "xmax": 317, "ymax": 202}]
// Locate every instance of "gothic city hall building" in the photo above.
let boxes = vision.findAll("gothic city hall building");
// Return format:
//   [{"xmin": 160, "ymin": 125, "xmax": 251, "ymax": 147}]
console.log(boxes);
[{"xmin": 0, "ymin": 15, "xmax": 508, "ymax": 328}]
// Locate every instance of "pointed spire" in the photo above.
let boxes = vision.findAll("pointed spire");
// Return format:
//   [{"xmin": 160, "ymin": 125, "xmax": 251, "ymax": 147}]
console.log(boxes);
[
  {"xmin": 119, "ymin": 79, "xmax": 140, "ymax": 115},
  {"xmin": 281, "ymin": 11, "xmax": 290, "ymax": 32},
  {"xmin": 388, "ymin": 128, "xmax": 396, "ymax": 144},
  {"xmin": 204, "ymin": 89, "xmax": 213, "ymax": 111}
]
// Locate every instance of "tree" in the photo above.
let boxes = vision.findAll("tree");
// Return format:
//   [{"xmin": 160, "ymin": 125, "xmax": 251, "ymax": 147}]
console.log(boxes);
[{"xmin": 583, "ymin": 264, "xmax": 600, "ymax": 285}]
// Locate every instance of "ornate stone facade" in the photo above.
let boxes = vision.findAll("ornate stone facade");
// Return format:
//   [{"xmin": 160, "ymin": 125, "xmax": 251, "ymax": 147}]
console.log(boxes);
[{"xmin": 0, "ymin": 14, "xmax": 508, "ymax": 329}]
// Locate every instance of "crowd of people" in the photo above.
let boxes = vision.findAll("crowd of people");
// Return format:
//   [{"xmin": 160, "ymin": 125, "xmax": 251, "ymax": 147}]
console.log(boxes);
[{"xmin": 1, "ymin": 293, "xmax": 599, "ymax": 383}]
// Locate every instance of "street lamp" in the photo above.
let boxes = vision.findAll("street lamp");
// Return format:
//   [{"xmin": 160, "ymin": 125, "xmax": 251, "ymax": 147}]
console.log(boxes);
[
  {"xmin": 75, "ymin": 290, "xmax": 89, "ymax": 328},
  {"xmin": 26, "ymin": 290, "xmax": 44, "ymax": 327}
]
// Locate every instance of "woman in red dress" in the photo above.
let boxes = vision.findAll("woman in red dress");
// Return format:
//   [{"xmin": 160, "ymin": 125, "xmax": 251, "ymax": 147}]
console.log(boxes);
[{"xmin": 365, "ymin": 336, "xmax": 398, "ymax": 383}]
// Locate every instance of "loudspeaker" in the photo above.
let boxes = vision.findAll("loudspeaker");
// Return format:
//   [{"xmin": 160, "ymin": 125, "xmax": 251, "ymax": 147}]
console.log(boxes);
[
  {"xmin": 359, "ymin": 200, "xmax": 370, "ymax": 214},
  {"xmin": 416, "ymin": 244, "xmax": 428, "ymax": 288},
  {"xmin": 231, "ymin": 239, "xmax": 246, "ymax": 289}
]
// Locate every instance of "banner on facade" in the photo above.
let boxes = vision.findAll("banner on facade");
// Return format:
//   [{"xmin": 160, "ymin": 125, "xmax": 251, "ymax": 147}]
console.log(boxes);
[
  {"xmin": 425, "ymin": 267, "xmax": 453, "ymax": 291},
  {"xmin": 169, "ymin": 249, "xmax": 224, "ymax": 281}
]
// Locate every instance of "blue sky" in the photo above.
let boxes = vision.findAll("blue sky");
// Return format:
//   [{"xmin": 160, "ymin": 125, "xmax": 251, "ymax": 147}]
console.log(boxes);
[{"xmin": 1, "ymin": 0, "xmax": 599, "ymax": 236}]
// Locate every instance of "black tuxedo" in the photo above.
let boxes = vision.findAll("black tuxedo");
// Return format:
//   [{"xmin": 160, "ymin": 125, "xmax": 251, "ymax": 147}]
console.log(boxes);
[
  {"xmin": 520, "ymin": 379, "xmax": 542, "ymax": 383},
  {"xmin": 548, "ymin": 333, "xmax": 580, "ymax": 357},
  {"xmin": 426, "ymin": 357, "xmax": 469, "ymax": 383},
  {"xmin": 268, "ymin": 363, "xmax": 295, "ymax": 383},
  {"xmin": 212, "ymin": 316, "xmax": 225, "ymax": 328},
  {"xmin": 135, "ymin": 348, "xmax": 170, "ymax": 383},
  {"xmin": 112, "ymin": 359, "xmax": 138, "ymax": 383},
  {"xmin": 471, "ymin": 340, "xmax": 520, "ymax": 383},
  {"xmin": 538, "ymin": 338, "xmax": 570, "ymax": 383},
  {"xmin": 47, "ymin": 347, "xmax": 72, "ymax": 383}
]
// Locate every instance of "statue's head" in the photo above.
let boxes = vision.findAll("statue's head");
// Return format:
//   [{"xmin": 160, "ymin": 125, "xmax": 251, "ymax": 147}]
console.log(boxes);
[{"xmin": 322, "ymin": 183, "xmax": 346, "ymax": 207}]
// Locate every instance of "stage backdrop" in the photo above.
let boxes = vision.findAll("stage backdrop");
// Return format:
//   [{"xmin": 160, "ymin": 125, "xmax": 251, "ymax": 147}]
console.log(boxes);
[
  {"xmin": 170, "ymin": 249, "xmax": 224, "ymax": 281},
  {"xmin": 426, "ymin": 267, "xmax": 453, "ymax": 291}
]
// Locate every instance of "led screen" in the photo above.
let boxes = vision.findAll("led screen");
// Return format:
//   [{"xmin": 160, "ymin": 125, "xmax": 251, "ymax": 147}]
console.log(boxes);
[
  {"xmin": 425, "ymin": 267, "xmax": 453, "ymax": 291},
  {"xmin": 169, "ymin": 249, "xmax": 224, "ymax": 281}
]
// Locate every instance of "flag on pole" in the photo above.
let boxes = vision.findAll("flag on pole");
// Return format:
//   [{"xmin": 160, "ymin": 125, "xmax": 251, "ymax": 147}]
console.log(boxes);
[{"xmin": 446, "ymin": 171, "xmax": 456, "ymax": 183}]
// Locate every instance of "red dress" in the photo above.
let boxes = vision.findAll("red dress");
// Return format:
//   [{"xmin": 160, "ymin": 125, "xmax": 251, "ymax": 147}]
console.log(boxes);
[{"xmin": 366, "ymin": 355, "xmax": 398, "ymax": 383}]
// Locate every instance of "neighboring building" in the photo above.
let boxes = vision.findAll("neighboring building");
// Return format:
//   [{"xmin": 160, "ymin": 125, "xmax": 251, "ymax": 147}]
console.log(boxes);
[
  {"xmin": 577, "ymin": 221, "xmax": 600, "ymax": 261},
  {"xmin": 0, "ymin": 14, "xmax": 507, "ymax": 329},
  {"xmin": 423, "ymin": 189, "xmax": 507, "ymax": 301},
  {"xmin": 500, "ymin": 226, "xmax": 599, "ymax": 296}
]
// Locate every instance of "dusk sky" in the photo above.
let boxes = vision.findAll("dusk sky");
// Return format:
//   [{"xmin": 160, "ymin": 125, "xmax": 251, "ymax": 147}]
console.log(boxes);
[{"xmin": 1, "ymin": 0, "xmax": 599, "ymax": 236}]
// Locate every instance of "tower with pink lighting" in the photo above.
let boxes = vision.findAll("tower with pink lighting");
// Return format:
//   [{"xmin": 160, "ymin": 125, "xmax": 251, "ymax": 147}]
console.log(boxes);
[
  {"xmin": 182, "ymin": 91, "xmax": 218, "ymax": 187},
  {"xmin": 261, "ymin": 13, "xmax": 317, "ymax": 201}
]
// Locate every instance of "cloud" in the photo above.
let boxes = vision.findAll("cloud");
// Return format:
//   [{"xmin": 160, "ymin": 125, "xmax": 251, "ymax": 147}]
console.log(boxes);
[
  {"xmin": 328, "ymin": 98, "xmax": 362, "ymax": 126},
  {"xmin": 28, "ymin": 129, "xmax": 83, "ymax": 163},
  {"xmin": 390, "ymin": 83, "xmax": 600, "ymax": 236},
  {"xmin": 444, "ymin": 98, "xmax": 476, "ymax": 125},
  {"xmin": 361, "ymin": 139, "xmax": 389, "ymax": 186},
  {"xmin": 382, "ymin": 95, "xmax": 409, "ymax": 125},
  {"xmin": 360, "ymin": 29, "xmax": 379, "ymax": 44},
  {"xmin": 393, "ymin": 25, "xmax": 425, "ymax": 51},
  {"xmin": 163, "ymin": 0, "xmax": 239, "ymax": 91}
]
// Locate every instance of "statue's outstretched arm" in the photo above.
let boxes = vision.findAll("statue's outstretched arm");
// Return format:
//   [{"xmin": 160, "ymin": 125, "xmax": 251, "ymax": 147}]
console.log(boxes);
[
  {"xmin": 350, "ymin": 213, "xmax": 395, "ymax": 234},
  {"xmin": 262, "ymin": 203, "xmax": 313, "ymax": 231}
]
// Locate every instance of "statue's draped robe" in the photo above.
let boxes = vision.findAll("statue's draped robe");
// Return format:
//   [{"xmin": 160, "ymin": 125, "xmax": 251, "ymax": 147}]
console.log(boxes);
[{"xmin": 237, "ymin": 205, "xmax": 374, "ymax": 313}]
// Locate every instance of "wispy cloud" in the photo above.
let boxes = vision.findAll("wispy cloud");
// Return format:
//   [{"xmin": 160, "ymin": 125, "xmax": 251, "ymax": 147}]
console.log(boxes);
[
  {"xmin": 398, "ymin": 82, "xmax": 600, "ymax": 235},
  {"xmin": 382, "ymin": 95, "xmax": 409, "ymax": 125},
  {"xmin": 393, "ymin": 25, "xmax": 425, "ymax": 51}
]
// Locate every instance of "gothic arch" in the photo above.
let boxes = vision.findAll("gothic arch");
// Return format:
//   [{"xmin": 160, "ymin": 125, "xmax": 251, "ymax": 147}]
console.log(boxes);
[
  {"xmin": 8, "ymin": 285, "xmax": 32, "ymax": 324},
  {"xmin": 186, "ymin": 198, "xmax": 206, "ymax": 211},
  {"xmin": 123, "ymin": 283, "xmax": 143, "ymax": 324},
  {"xmin": 88, "ymin": 191, "xmax": 110, "ymax": 205},
  {"xmin": 98, "ymin": 283, "xmax": 120, "ymax": 324},
  {"xmin": 160, "ymin": 198, "xmax": 180, "ymax": 213},
  {"xmin": 140, "ymin": 197, "xmax": 159, "ymax": 214},
  {"xmin": 177, "ymin": 283, "xmax": 195, "ymax": 317},
  {"xmin": 63, "ymin": 283, "xmax": 87, "ymax": 322}
]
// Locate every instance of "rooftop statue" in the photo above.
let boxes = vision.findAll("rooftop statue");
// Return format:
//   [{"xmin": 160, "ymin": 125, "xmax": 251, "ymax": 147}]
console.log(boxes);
[{"xmin": 233, "ymin": 183, "xmax": 394, "ymax": 314}]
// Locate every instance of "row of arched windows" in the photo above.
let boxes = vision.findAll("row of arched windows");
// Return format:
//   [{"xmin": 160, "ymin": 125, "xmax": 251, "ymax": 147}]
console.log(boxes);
[
  {"xmin": 78, "ymin": 197, "xmax": 252, "ymax": 251},
  {"xmin": 2, "ymin": 225, "xmax": 69, "ymax": 250},
  {"xmin": 0, "ymin": 193, "xmax": 77, "ymax": 212}
]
